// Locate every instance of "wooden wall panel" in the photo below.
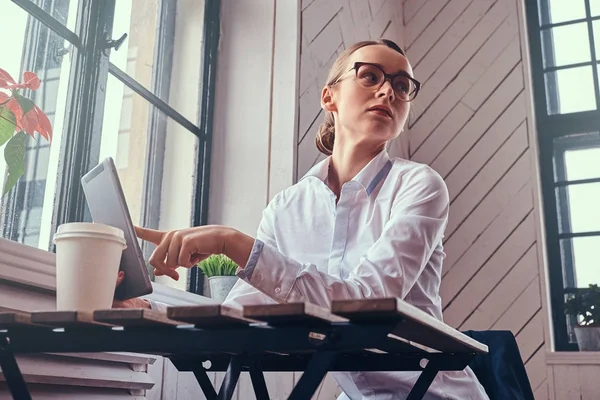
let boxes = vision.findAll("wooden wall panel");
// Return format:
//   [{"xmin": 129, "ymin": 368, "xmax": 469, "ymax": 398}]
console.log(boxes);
[{"xmin": 405, "ymin": 1, "xmax": 548, "ymax": 397}]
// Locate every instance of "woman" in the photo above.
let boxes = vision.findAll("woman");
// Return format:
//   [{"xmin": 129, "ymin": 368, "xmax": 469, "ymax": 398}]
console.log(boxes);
[{"xmin": 117, "ymin": 39, "xmax": 489, "ymax": 400}]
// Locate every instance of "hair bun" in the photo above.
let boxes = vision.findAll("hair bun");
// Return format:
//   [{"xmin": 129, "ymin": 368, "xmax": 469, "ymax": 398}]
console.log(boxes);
[{"xmin": 316, "ymin": 119, "xmax": 335, "ymax": 156}]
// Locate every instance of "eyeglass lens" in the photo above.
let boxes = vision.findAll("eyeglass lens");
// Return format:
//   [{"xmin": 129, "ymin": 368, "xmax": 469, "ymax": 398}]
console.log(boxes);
[{"xmin": 355, "ymin": 64, "xmax": 416, "ymax": 100}]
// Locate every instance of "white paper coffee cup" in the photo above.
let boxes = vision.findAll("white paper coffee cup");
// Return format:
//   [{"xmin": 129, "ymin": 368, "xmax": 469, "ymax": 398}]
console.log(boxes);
[{"xmin": 53, "ymin": 222, "xmax": 127, "ymax": 311}]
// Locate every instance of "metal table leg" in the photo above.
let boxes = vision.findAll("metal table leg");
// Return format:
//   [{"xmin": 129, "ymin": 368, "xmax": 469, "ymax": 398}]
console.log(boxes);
[
  {"xmin": 406, "ymin": 361, "xmax": 439, "ymax": 400},
  {"xmin": 249, "ymin": 360, "xmax": 270, "ymax": 400},
  {"xmin": 218, "ymin": 356, "xmax": 242, "ymax": 400},
  {"xmin": 192, "ymin": 366, "xmax": 217, "ymax": 400},
  {"xmin": 0, "ymin": 335, "xmax": 31, "ymax": 400},
  {"xmin": 288, "ymin": 351, "xmax": 336, "ymax": 400}
]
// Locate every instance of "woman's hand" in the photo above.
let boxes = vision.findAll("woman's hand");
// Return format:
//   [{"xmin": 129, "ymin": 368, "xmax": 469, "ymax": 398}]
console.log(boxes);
[
  {"xmin": 135, "ymin": 225, "xmax": 234, "ymax": 280},
  {"xmin": 112, "ymin": 271, "xmax": 151, "ymax": 309}
]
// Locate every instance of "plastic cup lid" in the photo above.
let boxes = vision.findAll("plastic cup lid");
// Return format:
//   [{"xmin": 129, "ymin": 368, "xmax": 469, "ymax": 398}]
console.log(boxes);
[{"xmin": 54, "ymin": 222, "xmax": 125, "ymax": 240}]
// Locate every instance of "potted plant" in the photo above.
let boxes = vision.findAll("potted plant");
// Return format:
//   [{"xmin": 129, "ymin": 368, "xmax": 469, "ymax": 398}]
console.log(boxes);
[
  {"xmin": 0, "ymin": 68, "xmax": 53, "ymax": 195},
  {"xmin": 196, "ymin": 254, "xmax": 239, "ymax": 303},
  {"xmin": 564, "ymin": 284, "xmax": 600, "ymax": 351}
]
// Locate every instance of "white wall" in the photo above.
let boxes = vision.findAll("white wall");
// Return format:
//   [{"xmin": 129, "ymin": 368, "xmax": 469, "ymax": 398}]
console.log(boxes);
[{"xmin": 208, "ymin": 0, "xmax": 299, "ymax": 236}]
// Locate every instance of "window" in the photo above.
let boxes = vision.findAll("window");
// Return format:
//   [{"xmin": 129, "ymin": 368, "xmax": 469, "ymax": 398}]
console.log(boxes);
[
  {"xmin": 0, "ymin": 0, "xmax": 220, "ymax": 294},
  {"xmin": 526, "ymin": 0, "xmax": 600, "ymax": 350}
]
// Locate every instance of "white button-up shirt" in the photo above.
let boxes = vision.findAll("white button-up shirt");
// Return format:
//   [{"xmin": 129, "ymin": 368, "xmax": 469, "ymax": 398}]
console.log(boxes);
[{"xmin": 221, "ymin": 149, "xmax": 489, "ymax": 400}]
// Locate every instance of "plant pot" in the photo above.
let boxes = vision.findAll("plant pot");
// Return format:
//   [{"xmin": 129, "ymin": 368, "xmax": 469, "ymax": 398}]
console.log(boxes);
[
  {"xmin": 208, "ymin": 276, "xmax": 238, "ymax": 303},
  {"xmin": 574, "ymin": 326, "xmax": 600, "ymax": 351}
]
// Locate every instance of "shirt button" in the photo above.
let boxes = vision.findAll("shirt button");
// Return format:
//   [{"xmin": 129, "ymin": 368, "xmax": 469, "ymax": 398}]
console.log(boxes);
[{"xmin": 275, "ymin": 287, "xmax": 281, "ymax": 294}]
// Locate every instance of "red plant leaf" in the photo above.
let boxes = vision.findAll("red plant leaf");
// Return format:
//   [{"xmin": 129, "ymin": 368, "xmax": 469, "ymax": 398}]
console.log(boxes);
[
  {"xmin": 21, "ymin": 71, "xmax": 40, "ymax": 91},
  {"xmin": 0, "ymin": 93, "xmax": 24, "ymax": 131},
  {"xmin": 0, "ymin": 68, "xmax": 17, "ymax": 89},
  {"xmin": 21, "ymin": 109, "xmax": 38, "ymax": 137},
  {"xmin": 34, "ymin": 105, "xmax": 52, "ymax": 142}
]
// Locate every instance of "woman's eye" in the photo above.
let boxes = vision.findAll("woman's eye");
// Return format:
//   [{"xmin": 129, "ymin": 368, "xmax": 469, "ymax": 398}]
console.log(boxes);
[
  {"xmin": 394, "ymin": 79, "xmax": 410, "ymax": 93},
  {"xmin": 360, "ymin": 72, "xmax": 379, "ymax": 84}
]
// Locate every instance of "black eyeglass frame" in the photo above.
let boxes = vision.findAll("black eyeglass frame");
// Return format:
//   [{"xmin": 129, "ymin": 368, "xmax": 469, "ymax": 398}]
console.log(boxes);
[{"xmin": 333, "ymin": 62, "xmax": 422, "ymax": 102}]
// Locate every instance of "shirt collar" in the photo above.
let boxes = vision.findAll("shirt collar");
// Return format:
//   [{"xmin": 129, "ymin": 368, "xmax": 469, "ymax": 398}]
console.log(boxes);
[{"xmin": 301, "ymin": 149, "xmax": 392, "ymax": 196}]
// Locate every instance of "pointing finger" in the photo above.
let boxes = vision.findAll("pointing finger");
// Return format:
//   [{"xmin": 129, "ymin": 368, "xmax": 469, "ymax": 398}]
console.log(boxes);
[{"xmin": 134, "ymin": 226, "xmax": 165, "ymax": 245}]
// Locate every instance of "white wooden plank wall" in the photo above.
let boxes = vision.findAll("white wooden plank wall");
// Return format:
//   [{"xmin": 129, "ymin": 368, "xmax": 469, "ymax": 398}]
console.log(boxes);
[{"xmin": 404, "ymin": 0, "xmax": 548, "ymax": 398}]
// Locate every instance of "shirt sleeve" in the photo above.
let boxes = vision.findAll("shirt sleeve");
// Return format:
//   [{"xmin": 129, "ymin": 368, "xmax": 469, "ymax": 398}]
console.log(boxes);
[
  {"xmin": 238, "ymin": 167, "xmax": 449, "ymax": 308},
  {"xmin": 236, "ymin": 193, "xmax": 280, "ymax": 281}
]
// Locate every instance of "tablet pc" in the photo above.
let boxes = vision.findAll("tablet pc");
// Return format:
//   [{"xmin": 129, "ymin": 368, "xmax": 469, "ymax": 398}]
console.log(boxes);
[{"xmin": 81, "ymin": 157, "xmax": 153, "ymax": 300}]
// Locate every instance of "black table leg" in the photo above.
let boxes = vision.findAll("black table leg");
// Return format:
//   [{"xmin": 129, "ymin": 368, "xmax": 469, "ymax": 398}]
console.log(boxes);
[
  {"xmin": 249, "ymin": 360, "xmax": 269, "ymax": 400},
  {"xmin": 218, "ymin": 356, "xmax": 242, "ymax": 400},
  {"xmin": 288, "ymin": 351, "xmax": 336, "ymax": 400},
  {"xmin": 0, "ymin": 336, "xmax": 31, "ymax": 400},
  {"xmin": 192, "ymin": 366, "xmax": 217, "ymax": 400},
  {"xmin": 406, "ymin": 362, "xmax": 439, "ymax": 400}
]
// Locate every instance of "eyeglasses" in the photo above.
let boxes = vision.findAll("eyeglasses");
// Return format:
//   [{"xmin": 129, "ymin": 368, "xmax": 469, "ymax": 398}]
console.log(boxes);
[{"xmin": 333, "ymin": 62, "xmax": 421, "ymax": 102}]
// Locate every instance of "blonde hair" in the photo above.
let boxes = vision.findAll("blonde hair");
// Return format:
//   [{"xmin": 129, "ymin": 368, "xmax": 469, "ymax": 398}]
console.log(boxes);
[{"xmin": 315, "ymin": 39, "xmax": 406, "ymax": 156}]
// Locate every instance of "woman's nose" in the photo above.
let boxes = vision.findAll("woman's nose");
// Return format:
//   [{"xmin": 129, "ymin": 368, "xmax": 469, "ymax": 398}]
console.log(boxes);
[{"xmin": 377, "ymin": 79, "xmax": 395, "ymax": 102}]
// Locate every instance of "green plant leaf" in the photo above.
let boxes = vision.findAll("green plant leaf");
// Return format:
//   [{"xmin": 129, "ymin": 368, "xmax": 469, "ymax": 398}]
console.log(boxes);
[
  {"xmin": 3, "ymin": 131, "xmax": 26, "ymax": 195},
  {"xmin": 196, "ymin": 254, "xmax": 239, "ymax": 277},
  {"xmin": 13, "ymin": 92, "xmax": 35, "ymax": 114},
  {"xmin": 0, "ymin": 107, "xmax": 16, "ymax": 147}
]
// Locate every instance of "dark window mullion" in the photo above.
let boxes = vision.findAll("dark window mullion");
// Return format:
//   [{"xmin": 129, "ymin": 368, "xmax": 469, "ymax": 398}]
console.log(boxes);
[
  {"xmin": 189, "ymin": 0, "xmax": 221, "ymax": 295},
  {"xmin": 541, "ymin": 15, "xmax": 600, "ymax": 30},
  {"xmin": 537, "ymin": 112, "xmax": 600, "ymax": 138},
  {"xmin": 553, "ymin": 149, "xmax": 576, "ymax": 289},
  {"xmin": 558, "ymin": 231, "xmax": 600, "ymax": 239},
  {"xmin": 108, "ymin": 63, "xmax": 203, "ymax": 138},
  {"xmin": 544, "ymin": 61, "xmax": 593, "ymax": 73},
  {"xmin": 51, "ymin": 0, "xmax": 116, "ymax": 234},
  {"xmin": 555, "ymin": 177, "xmax": 600, "ymax": 187}
]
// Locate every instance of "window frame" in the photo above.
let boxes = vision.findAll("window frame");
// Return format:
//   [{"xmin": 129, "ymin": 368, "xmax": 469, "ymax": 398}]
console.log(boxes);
[
  {"xmin": 8, "ymin": 0, "xmax": 220, "ymax": 295},
  {"xmin": 525, "ymin": 0, "xmax": 600, "ymax": 351}
]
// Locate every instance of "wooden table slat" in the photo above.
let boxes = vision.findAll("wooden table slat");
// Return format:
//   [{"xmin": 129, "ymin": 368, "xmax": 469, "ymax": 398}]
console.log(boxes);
[
  {"xmin": 331, "ymin": 298, "xmax": 488, "ymax": 354},
  {"xmin": 93, "ymin": 308, "xmax": 182, "ymax": 327},
  {"xmin": 243, "ymin": 302, "xmax": 347, "ymax": 326},
  {"xmin": 0, "ymin": 312, "xmax": 50, "ymax": 329},
  {"xmin": 30, "ymin": 311, "xmax": 112, "ymax": 328},
  {"xmin": 167, "ymin": 305, "xmax": 256, "ymax": 328}
]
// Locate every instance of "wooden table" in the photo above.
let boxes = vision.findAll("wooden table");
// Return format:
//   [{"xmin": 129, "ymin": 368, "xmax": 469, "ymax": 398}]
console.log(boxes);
[{"xmin": 0, "ymin": 298, "xmax": 488, "ymax": 400}]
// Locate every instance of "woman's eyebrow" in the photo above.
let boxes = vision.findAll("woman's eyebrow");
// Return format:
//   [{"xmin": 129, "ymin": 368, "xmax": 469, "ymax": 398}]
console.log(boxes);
[{"xmin": 373, "ymin": 62, "xmax": 413, "ymax": 77}]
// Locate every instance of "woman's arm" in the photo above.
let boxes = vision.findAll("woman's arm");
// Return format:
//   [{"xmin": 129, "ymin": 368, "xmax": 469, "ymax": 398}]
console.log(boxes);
[{"xmin": 228, "ymin": 168, "xmax": 449, "ymax": 308}]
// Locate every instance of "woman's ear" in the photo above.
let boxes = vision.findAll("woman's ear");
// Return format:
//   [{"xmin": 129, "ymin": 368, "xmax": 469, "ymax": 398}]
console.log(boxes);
[{"xmin": 321, "ymin": 86, "xmax": 337, "ymax": 112}]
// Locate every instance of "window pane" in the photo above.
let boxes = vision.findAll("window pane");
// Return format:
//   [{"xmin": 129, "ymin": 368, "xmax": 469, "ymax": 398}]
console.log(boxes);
[
  {"xmin": 556, "ymin": 183, "xmax": 600, "ymax": 233},
  {"xmin": 545, "ymin": 66, "xmax": 596, "ymax": 114},
  {"xmin": 101, "ymin": 75, "xmax": 198, "ymax": 292},
  {"xmin": 565, "ymin": 147, "xmax": 600, "ymax": 180},
  {"xmin": 25, "ymin": 0, "xmax": 79, "ymax": 30},
  {"xmin": 539, "ymin": 0, "xmax": 586, "ymax": 25},
  {"xmin": 541, "ymin": 23, "xmax": 591, "ymax": 68},
  {"xmin": 560, "ymin": 236, "xmax": 600, "ymax": 287},
  {"xmin": 591, "ymin": 0, "xmax": 600, "ymax": 17},
  {"xmin": 0, "ymin": 2, "xmax": 73, "ymax": 250},
  {"xmin": 593, "ymin": 21, "xmax": 600, "ymax": 61},
  {"xmin": 109, "ymin": 0, "xmax": 205, "ymax": 123}
]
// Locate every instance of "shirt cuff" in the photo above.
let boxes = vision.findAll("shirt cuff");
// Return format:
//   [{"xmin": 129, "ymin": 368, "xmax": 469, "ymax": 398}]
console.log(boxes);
[
  {"xmin": 147, "ymin": 299, "xmax": 168, "ymax": 313},
  {"xmin": 239, "ymin": 241, "xmax": 302, "ymax": 303},
  {"xmin": 237, "ymin": 239, "xmax": 264, "ymax": 281}
]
